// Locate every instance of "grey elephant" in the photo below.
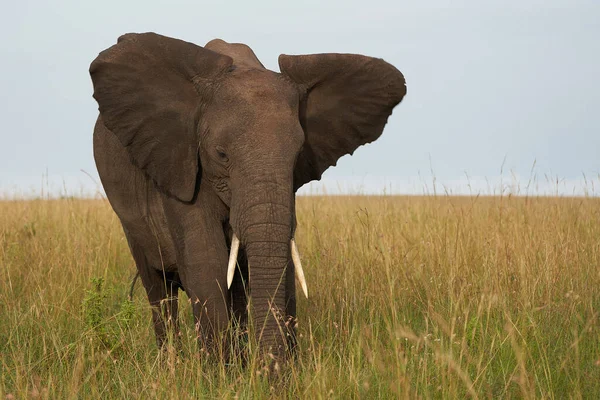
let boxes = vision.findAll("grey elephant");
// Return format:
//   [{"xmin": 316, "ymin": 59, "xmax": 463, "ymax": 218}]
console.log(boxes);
[{"xmin": 89, "ymin": 32, "xmax": 406, "ymax": 363}]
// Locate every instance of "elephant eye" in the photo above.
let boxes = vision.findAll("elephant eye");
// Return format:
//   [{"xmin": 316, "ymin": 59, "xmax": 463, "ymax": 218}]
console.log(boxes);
[{"xmin": 216, "ymin": 146, "xmax": 228, "ymax": 162}]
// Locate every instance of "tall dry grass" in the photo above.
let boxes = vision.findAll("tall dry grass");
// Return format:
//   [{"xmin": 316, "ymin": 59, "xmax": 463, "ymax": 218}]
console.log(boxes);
[{"xmin": 1, "ymin": 195, "xmax": 599, "ymax": 398}]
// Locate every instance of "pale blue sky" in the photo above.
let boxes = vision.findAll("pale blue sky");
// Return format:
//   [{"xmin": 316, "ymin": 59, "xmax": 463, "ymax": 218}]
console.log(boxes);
[{"xmin": 1, "ymin": 0, "xmax": 598, "ymax": 196}]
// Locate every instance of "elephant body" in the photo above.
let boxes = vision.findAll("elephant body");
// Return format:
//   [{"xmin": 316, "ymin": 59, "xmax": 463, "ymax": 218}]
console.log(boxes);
[{"xmin": 90, "ymin": 32, "xmax": 406, "ymax": 363}]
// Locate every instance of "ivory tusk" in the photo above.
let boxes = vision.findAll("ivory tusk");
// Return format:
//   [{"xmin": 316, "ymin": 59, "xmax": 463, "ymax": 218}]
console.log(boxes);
[
  {"xmin": 291, "ymin": 238, "xmax": 308, "ymax": 299},
  {"xmin": 227, "ymin": 234, "xmax": 240, "ymax": 289}
]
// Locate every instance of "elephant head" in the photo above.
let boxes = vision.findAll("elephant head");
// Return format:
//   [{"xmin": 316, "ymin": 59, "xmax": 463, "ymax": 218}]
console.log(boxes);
[{"xmin": 89, "ymin": 32, "xmax": 406, "ymax": 360}]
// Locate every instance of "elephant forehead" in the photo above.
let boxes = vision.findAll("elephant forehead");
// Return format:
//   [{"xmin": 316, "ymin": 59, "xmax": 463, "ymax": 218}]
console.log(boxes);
[
  {"xmin": 204, "ymin": 72, "xmax": 303, "ymax": 143},
  {"xmin": 218, "ymin": 70, "xmax": 299, "ymax": 110}
]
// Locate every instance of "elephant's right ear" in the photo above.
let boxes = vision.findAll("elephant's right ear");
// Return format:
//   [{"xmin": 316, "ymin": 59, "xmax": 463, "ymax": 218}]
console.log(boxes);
[{"xmin": 90, "ymin": 32, "xmax": 233, "ymax": 201}]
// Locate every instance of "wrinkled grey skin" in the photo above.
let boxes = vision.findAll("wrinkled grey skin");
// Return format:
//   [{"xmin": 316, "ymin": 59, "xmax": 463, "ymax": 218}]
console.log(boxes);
[{"xmin": 90, "ymin": 32, "xmax": 406, "ymax": 363}]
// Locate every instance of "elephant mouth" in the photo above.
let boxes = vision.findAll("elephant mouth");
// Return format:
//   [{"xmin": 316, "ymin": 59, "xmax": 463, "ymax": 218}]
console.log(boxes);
[{"xmin": 226, "ymin": 232, "xmax": 308, "ymax": 299}]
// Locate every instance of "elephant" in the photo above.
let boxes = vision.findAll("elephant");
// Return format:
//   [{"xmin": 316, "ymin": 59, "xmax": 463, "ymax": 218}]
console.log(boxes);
[{"xmin": 89, "ymin": 32, "xmax": 406, "ymax": 364}]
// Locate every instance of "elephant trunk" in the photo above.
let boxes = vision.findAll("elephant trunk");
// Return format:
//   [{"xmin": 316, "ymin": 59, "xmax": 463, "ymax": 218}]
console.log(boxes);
[{"xmin": 231, "ymin": 177, "xmax": 296, "ymax": 359}]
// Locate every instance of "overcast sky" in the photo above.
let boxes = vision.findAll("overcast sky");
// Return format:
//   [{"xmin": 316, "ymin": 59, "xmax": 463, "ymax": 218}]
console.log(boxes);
[{"xmin": 1, "ymin": 0, "xmax": 598, "ymax": 197}]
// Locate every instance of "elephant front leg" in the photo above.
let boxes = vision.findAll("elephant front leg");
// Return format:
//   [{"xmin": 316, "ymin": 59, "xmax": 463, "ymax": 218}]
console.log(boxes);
[
  {"xmin": 164, "ymin": 194, "xmax": 231, "ymax": 361},
  {"xmin": 285, "ymin": 260, "xmax": 298, "ymax": 354},
  {"xmin": 230, "ymin": 250, "xmax": 249, "ymax": 327},
  {"xmin": 180, "ymin": 267, "xmax": 230, "ymax": 360},
  {"xmin": 228, "ymin": 250, "xmax": 249, "ymax": 363}
]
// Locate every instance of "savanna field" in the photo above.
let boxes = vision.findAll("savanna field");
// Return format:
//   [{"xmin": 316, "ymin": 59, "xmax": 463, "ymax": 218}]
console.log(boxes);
[{"xmin": 1, "ymin": 194, "xmax": 599, "ymax": 398}]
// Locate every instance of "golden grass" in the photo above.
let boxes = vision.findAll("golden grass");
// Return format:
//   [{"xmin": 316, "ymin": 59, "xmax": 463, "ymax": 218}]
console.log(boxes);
[{"xmin": 1, "ymin": 195, "xmax": 599, "ymax": 398}]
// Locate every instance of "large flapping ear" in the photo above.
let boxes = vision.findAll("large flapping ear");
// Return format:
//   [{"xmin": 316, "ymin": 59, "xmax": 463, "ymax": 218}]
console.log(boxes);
[
  {"xmin": 90, "ymin": 32, "xmax": 233, "ymax": 201},
  {"xmin": 278, "ymin": 53, "xmax": 406, "ymax": 191}
]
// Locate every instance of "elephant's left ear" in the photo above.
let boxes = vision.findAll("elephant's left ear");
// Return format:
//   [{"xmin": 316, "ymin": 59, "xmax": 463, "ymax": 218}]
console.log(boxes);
[
  {"xmin": 279, "ymin": 53, "xmax": 406, "ymax": 191},
  {"xmin": 90, "ymin": 33, "xmax": 233, "ymax": 202}
]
